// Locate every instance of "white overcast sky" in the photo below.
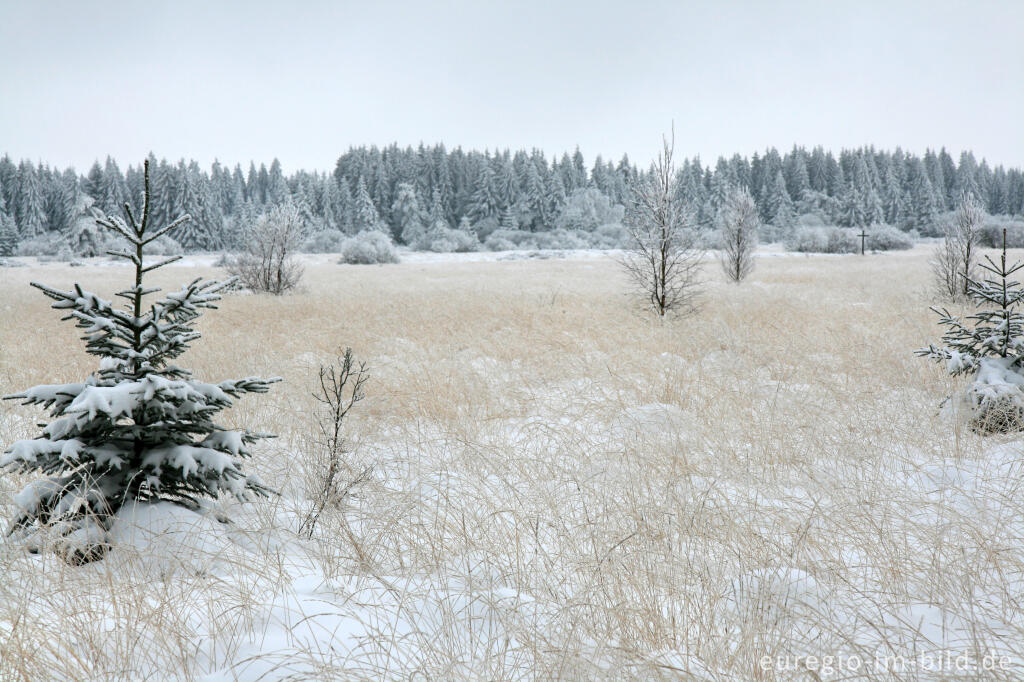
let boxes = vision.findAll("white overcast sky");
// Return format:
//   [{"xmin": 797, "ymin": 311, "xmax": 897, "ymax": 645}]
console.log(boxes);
[{"xmin": 1, "ymin": 0, "xmax": 1021, "ymax": 173}]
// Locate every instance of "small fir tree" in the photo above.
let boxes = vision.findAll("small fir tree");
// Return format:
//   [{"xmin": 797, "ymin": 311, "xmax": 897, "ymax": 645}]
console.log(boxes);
[
  {"xmin": 1, "ymin": 160, "xmax": 279, "ymax": 558},
  {"xmin": 918, "ymin": 229, "xmax": 1024, "ymax": 433}
]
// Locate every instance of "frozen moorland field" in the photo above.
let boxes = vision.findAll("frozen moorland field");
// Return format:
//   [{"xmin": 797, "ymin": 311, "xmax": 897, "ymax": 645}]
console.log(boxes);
[{"xmin": 2, "ymin": 246, "xmax": 1024, "ymax": 680}]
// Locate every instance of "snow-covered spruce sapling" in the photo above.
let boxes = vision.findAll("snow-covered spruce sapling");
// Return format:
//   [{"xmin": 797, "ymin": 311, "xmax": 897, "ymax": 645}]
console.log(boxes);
[
  {"xmin": 1, "ymin": 159, "xmax": 280, "ymax": 561},
  {"xmin": 918, "ymin": 229, "xmax": 1024, "ymax": 433}
]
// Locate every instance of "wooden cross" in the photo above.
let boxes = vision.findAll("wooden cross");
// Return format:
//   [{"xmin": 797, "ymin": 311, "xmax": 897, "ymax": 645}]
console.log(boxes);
[{"xmin": 859, "ymin": 228, "xmax": 868, "ymax": 255}]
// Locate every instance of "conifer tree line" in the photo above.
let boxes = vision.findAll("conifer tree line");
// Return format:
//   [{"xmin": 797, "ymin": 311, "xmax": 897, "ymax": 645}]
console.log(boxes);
[{"xmin": 1, "ymin": 144, "xmax": 1023, "ymax": 256}]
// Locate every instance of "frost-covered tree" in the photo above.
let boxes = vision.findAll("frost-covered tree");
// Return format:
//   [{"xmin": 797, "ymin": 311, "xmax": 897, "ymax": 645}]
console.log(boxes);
[
  {"xmin": 905, "ymin": 159, "xmax": 939, "ymax": 233},
  {"xmin": 391, "ymin": 182, "xmax": 425, "ymax": 246},
  {"xmin": 65, "ymin": 193, "xmax": 110, "ymax": 257},
  {"xmin": 468, "ymin": 162, "xmax": 499, "ymax": 223},
  {"xmin": 0, "ymin": 211, "xmax": 17, "ymax": 256},
  {"xmin": 426, "ymin": 187, "xmax": 449, "ymax": 231},
  {"xmin": 352, "ymin": 176, "xmax": 383, "ymax": 234},
  {"xmin": 762, "ymin": 169, "xmax": 794, "ymax": 233},
  {"xmin": 919, "ymin": 229, "xmax": 1024, "ymax": 433},
  {"xmin": 227, "ymin": 202, "xmax": 305, "ymax": 294},
  {"xmin": 555, "ymin": 188, "xmax": 624, "ymax": 232},
  {"xmin": 1, "ymin": 160, "xmax": 278, "ymax": 561},
  {"xmin": 621, "ymin": 131, "xmax": 704, "ymax": 316},
  {"xmin": 266, "ymin": 159, "xmax": 289, "ymax": 205},
  {"xmin": 0, "ymin": 187, "xmax": 16, "ymax": 256},
  {"xmin": 16, "ymin": 161, "xmax": 46, "ymax": 238},
  {"xmin": 718, "ymin": 186, "xmax": 759, "ymax": 282},
  {"xmin": 933, "ymin": 192, "xmax": 985, "ymax": 300}
]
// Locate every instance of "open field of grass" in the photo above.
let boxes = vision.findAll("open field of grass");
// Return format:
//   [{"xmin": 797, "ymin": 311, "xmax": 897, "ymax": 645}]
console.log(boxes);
[{"xmin": 2, "ymin": 246, "xmax": 1023, "ymax": 680}]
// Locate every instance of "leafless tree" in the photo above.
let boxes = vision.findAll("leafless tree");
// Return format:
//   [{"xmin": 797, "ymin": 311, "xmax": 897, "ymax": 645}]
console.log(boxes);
[
  {"xmin": 227, "ymin": 203, "xmax": 305, "ymax": 294},
  {"xmin": 933, "ymin": 191, "xmax": 985, "ymax": 300},
  {"xmin": 300, "ymin": 347, "xmax": 372, "ymax": 538},
  {"xmin": 620, "ymin": 130, "xmax": 704, "ymax": 316},
  {"xmin": 718, "ymin": 186, "xmax": 759, "ymax": 282}
]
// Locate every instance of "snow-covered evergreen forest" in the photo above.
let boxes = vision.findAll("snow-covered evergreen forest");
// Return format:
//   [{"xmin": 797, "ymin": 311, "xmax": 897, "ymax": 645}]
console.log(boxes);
[{"xmin": 2, "ymin": 145, "xmax": 1023, "ymax": 258}]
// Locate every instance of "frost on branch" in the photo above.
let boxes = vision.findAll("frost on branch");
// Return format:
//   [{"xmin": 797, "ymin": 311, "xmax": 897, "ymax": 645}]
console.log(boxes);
[
  {"xmin": 1, "ymin": 159, "xmax": 280, "ymax": 562},
  {"xmin": 918, "ymin": 228, "xmax": 1024, "ymax": 433}
]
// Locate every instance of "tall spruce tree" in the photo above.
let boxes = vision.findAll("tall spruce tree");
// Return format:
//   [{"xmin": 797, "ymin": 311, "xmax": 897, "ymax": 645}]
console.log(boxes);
[
  {"xmin": 0, "ymin": 209, "xmax": 17, "ymax": 256},
  {"xmin": 353, "ymin": 176, "xmax": 383, "ymax": 234},
  {"xmin": 1, "ymin": 160, "xmax": 278, "ymax": 559},
  {"xmin": 16, "ymin": 161, "xmax": 46, "ymax": 238},
  {"xmin": 0, "ymin": 182, "xmax": 16, "ymax": 255},
  {"xmin": 391, "ymin": 182, "xmax": 425, "ymax": 246}
]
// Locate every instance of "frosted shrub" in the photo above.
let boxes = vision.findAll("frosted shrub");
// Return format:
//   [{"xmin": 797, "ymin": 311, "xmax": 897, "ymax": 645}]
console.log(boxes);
[
  {"xmin": 783, "ymin": 226, "xmax": 827, "ymax": 253},
  {"xmin": 227, "ymin": 204, "xmax": 305, "ymax": 294},
  {"xmin": 784, "ymin": 226, "xmax": 859, "ymax": 254},
  {"xmin": 471, "ymin": 217, "xmax": 500, "ymax": 241},
  {"xmin": 17, "ymin": 232, "xmax": 75, "ymax": 261},
  {"xmin": 534, "ymin": 229, "xmax": 589, "ymax": 250},
  {"xmin": 590, "ymin": 222, "xmax": 628, "ymax": 249},
  {"xmin": 554, "ymin": 188, "xmax": 625, "ymax": 232},
  {"xmin": 980, "ymin": 217, "xmax": 1024, "ymax": 248},
  {"xmin": 866, "ymin": 224, "xmax": 914, "ymax": 251},
  {"xmin": 919, "ymin": 229, "xmax": 1024, "ymax": 433},
  {"xmin": 421, "ymin": 226, "xmax": 479, "ymax": 253},
  {"xmin": 1, "ymin": 160, "xmax": 279, "ymax": 563},
  {"xmin": 822, "ymin": 227, "xmax": 859, "ymax": 254},
  {"xmin": 146, "ymin": 235, "xmax": 184, "ymax": 256},
  {"xmin": 484, "ymin": 234, "xmax": 517, "ymax": 251},
  {"xmin": 484, "ymin": 229, "xmax": 535, "ymax": 251},
  {"xmin": 340, "ymin": 230, "xmax": 400, "ymax": 264},
  {"xmin": 302, "ymin": 229, "xmax": 348, "ymax": 253}
]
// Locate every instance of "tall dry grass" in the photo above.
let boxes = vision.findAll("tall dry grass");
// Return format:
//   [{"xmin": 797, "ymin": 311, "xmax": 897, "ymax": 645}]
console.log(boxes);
[{"xmin": 1, "ymin": 246, "xmax": 1022, "ymax": 680}]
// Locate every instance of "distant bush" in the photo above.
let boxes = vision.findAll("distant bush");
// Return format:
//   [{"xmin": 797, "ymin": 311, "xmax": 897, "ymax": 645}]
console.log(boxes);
[
  {"xmin": 340, "ymin": 230, "xmax": 400, "ymax": 264},
  {"xmin": 483, "ymin": 227, "xmax": 626, "ymax": 251},
  {"xmin": 303, "ymin": 229, "xmax": 347, "ymax": 253},
  {"xmin": 483, "ymin": 235, "xmax": 517, "ymax": 251},
  {"xmin": 226, "ymin": 204, "xmax": 305, "ymax": 294},
  {"xmin": 589, "ymin": 223, "xmax": 628, "ymax": 249},
  {"xmin": 696, "ymin": 229, "xmax": 723, "ymax": 250},
  {"xmin": 533, "ymin": 229, "xmax": 589, "ymax": 250},
  {"xmin": 421, "ymin": 226, "xmax": 479, "ymax": 253},
  {"xmin": 471, "ymin": 217, "xmax": 500, "ymax": 241},
  {"xmin": 484, "ymin": 229, "xmax": 539, "ymax": 251},
  {"xmin": 146, "ymin": 235, "xmax": 184, "ymax": 256},
  {"xmin": 866, "ymin": 224, "xmax": 914, "ymax": 251},
  {"xmin": 979, "ymin": 216, "xmax": 1024, "ymax": 248},
  {"xmin": 798, "ymin": 211, "xmax": 829, "ymax": 227},
  {"xmin": 784, "ymin": 224, "xmax": 916, "ymax": 253},
  {"xmin": 784, "ymin": 226, "xmax": 859, "ymax": 254},
  {"xmin": 17, "ymin": 232, "xmax": 74, "ymax": 261}
]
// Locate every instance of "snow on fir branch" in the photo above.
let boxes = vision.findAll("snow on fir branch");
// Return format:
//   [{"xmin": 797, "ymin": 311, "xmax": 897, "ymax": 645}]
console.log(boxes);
[
  {"xmin": 918, "ymin": 228, "xmax": 1024, "ymax": 433},
  {"xmin": 1, "ymin": 159, "xmax": 280, "ymax": 562}
]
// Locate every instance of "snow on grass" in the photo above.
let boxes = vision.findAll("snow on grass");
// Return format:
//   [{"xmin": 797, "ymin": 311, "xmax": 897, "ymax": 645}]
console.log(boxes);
[{"xmin": 4, "ymin": 249, "xmax": 1024, "ymax": 679}]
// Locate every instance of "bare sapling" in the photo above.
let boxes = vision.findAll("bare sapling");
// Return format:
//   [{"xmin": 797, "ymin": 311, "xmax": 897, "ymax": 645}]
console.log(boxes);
[{"xmin": 300, "ymin": 347, "xmax": 372, "ymax": 537}]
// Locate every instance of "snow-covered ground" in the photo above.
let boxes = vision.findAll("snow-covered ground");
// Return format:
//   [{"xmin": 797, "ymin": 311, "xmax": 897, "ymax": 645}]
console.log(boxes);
[{"xmin": 3, "ymin": 248, "xmax": 1023, "ymax": 680}]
